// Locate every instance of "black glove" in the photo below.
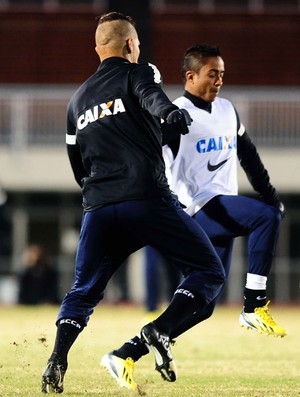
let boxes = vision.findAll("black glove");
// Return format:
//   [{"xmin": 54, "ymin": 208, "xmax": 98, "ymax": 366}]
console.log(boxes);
[{"xmin": 166, "ymin": 108, "xmax": 192, "ymax": 135}]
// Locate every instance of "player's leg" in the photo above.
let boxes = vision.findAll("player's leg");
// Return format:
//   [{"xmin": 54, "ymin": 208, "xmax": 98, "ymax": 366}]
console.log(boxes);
[
  {"xmin": 168, "ymin": 205, "xmax": 237, "ymax": 336},
  {"xmin": 140, "ymin": 196, "xmax": 224, "ymax": 326},
  {"xmin": 163, "ymin": 253, "xmax": 182, "ymax": 303},
  {"xmin": 144, "ymin": 246, "xmax": 161, "ymax": 313},
  {"xmin": 106, "ymin": 199, "xmax": 236, "ymax": 386},
  {"xmin": 196, "ymin": 194, "xmax": 286, "ymax": 337},
  {"xmin": 235, "ymin": 199, "xmax": 285, "ymax": 336},
  {"xmin": 42, "ymin": 206, "xmax": 141, "ymax": 393},
  {"xmin": 112, "ymin": 195, "xmax": 224, "ymax": 382},
  {"xmin": 144, "ymin": 246, "xmax": 181, "ymax": 319},
  {"xmin": 168, "ymin": 237, "xmax": 234, "ymax": 339}
]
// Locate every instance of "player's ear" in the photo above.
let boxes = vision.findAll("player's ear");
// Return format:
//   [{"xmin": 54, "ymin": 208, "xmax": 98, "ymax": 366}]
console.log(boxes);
[
  {"xmin": 186, "ymin": 70, "xmax": 195, "ymax": 83},
  {"xmin": 126, "ymin": 38, "xmax": 132, "ymax": 54}
]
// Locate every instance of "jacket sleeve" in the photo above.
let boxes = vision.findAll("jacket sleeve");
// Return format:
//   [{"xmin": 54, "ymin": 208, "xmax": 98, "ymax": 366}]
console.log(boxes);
[
  {"xmin": 66, "ymin": 143, "xmax": 87, "ymax": 188},
  {"xmin": 66, "ymin": 108, "xmax": 88, "ymax": 188},
  {"xmin": 161, "ymin": 122, "xmax": 181, "ymax": 146},
  {"xmin": 236, "ymin": 114, "xmax": 284, "ymax": 214},
  {"xmin": 130, "ymin": 63, "xmax": 178, "ymax": 120}
]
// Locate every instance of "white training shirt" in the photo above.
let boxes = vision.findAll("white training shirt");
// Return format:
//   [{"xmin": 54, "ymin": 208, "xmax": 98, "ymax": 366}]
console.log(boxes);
[{"xmin": 164, "ymin": 95, "xmax": 242, "ymax": 216}]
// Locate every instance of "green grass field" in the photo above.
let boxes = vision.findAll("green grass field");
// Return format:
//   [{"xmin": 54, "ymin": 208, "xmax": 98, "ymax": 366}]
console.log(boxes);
[{"xmin": 0, "ymin": 304, "xmax": 299, "ymax": 397}]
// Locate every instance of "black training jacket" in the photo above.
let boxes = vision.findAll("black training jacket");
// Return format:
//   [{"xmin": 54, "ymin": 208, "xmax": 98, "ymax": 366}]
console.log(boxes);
[{"xmin": 66, "ymin": 57, "xmax": 178, "ymax": 210}]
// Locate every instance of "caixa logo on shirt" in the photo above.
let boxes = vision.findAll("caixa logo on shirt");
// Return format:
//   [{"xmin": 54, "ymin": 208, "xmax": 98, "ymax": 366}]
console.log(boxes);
[
  {"xmin": 77, "ymin": 98, "xmax": 126, "ymax": 130},
  {"xmin": 196, "ymin": 135, "xmax": 236, "ymax": 153}
]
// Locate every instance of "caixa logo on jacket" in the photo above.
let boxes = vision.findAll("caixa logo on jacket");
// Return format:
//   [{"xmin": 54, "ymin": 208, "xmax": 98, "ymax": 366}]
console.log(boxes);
[{"xmin": 77, "ymin": 98, "xmax": 126, "ymax": 130}]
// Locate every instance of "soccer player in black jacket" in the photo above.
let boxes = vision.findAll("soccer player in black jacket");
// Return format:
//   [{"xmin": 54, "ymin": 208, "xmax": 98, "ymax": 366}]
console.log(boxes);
[{"xmin": 41, "ymin": 12, "xmax": 225, "ymax": 393}]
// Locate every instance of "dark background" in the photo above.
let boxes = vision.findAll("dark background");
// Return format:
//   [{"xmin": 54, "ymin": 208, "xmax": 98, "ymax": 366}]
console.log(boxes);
[{"xmin": 1, "ymin": 1, "xmax": 299, "ymax": 85}]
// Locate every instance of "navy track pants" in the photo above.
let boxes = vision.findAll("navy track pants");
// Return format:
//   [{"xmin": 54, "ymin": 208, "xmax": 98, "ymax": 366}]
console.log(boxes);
[
  {"xmin": 57, "ymin": 195, "xmax": 225, "ymax": 325},
  {"xmin": 169, "ymin": 194, "xmax": 282, "ymax": 339},
  {"xmin": 194, "ymin": 194, "xmax": 282, "ymax": 278}
]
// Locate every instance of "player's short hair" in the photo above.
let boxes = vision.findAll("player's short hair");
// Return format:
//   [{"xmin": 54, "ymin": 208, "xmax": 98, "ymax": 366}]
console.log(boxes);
[
  {"xmin": 96, "ymin": 11, "xmax": 136, "ymax": 28},
  {"xmin": 182, "ymin": 44, "xmax": 221, "ymax": 80}
]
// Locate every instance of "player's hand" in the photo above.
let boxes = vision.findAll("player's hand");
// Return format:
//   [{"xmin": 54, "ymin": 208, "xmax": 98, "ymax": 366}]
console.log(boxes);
[{"xmin": 166, "ymin": 109, "xmax": 192, "ymax": 135}]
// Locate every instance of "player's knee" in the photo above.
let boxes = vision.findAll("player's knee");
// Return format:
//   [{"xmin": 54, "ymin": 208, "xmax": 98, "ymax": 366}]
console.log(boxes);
[
  {"xmin": 263, "ymin": 205, "xmax": 282, "ymax": 229},
  {"xmin": 216, "ymin": 263, "xmax": 226, "ymax": 285},
  {"xmin": 202, "ymin": 301, "xmax": 216, "ymax": 321}
]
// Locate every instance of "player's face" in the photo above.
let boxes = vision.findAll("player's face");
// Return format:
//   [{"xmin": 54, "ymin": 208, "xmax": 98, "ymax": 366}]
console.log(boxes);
[{"xmin": 191, "ymin": 56, "xmax": 225, "ymax": 102}]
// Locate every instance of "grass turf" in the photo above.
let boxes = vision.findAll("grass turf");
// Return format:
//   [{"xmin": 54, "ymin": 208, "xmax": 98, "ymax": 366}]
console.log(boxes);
[{"xmin": 0, "ymin": 304, "xmax": 299, "ymax": 397}]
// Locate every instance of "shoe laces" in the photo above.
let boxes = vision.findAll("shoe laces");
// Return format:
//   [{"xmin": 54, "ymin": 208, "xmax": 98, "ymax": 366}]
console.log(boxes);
[{"xmin": 255, "ymin": 300, "xmax": 277, "ymax": 325}]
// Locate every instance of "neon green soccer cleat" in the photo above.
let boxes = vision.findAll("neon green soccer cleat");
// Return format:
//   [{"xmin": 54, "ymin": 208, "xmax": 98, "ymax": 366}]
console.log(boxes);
[
  {"xmin": 239, "ymin": 300, "xmax": 287, "ymax": 337},
  {"xmin": 101, "ymin": 353, "xmax": 138, "ymax": 390}
]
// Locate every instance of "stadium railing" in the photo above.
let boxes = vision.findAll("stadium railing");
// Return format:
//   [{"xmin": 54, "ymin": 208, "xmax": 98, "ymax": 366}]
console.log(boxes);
[{"xmin": 0, "ymin": 85, "xmax": 299, "ymax": 148}]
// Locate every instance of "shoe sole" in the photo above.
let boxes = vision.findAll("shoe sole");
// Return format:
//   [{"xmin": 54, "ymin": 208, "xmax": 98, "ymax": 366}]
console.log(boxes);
[
  {"xmin": 100, "ymin": 354, "xmax": 137, "ymax": 390},
  {"xmin": 239, "ymin": 314, "xmax": 286, "ymax": 338}
]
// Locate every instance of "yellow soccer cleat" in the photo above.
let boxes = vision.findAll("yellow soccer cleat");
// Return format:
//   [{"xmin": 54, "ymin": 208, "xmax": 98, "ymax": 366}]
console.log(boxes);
[
  {"xmin": 239, "ymin": 300, "xmax": 287, "ymax": 337},
  {"xmin": 101, "ymin": 353, "xmax": 138, "ymax": 390}
]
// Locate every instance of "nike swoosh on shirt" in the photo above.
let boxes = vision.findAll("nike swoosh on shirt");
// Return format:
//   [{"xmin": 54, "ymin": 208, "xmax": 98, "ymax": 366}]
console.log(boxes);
[{"xmin": 207, "ymin": 158, "xmax": 230, "ymax": 171}]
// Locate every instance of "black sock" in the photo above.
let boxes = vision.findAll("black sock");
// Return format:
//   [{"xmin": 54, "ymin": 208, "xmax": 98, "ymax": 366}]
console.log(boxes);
[
  {"xmin": 243, "ymin": 288, "xmax": 267, "ymax": 312},
  {"xmin": 49, "ymin": 318, "xmax": 84, "ymax": 369},
  {"xmin": 152, "ymin": 288, "xmax": 206, "ymax": 335},
  {"xmin": 113, "ymin": 335, "xmax": 149, "ymax": 362}
]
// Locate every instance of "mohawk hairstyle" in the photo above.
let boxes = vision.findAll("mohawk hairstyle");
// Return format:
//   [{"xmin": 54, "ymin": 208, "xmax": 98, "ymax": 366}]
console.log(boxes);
[{"xmin": 96, "ymin": 11, "xmax": 136, "ymax": 28}]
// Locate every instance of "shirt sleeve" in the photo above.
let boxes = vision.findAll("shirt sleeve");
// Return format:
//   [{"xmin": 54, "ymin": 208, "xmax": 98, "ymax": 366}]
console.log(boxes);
[{"xmin": 237, "ymin": 127, "xmax": 281, "ymax": 205}]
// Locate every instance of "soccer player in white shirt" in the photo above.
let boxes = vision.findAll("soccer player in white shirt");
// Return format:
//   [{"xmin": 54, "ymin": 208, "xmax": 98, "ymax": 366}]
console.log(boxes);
[{"xmin": 163, "ymin": 43, "xmax": 286, "ymax": 337}]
